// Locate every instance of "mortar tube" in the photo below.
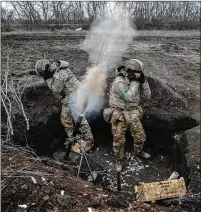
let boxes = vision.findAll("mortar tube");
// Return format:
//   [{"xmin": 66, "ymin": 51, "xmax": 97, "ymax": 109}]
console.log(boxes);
[
  {"xmin": 65, "ymin": 98, "xmax": 89, "ymax": 161},
  {"xmin": 73, "ymin": 97, "xmax": 88, "ymax": 135},
  {"xmin": 73, "ymin": 115, "xmax": 84, "ymax": 137}
]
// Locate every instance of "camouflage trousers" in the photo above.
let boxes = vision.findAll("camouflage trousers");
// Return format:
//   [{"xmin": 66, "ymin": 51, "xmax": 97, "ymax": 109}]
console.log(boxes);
[
  {"xmin": 111, "ymin": 108, "xmax": 146, "ymax": 160},
  {"xmin": 60, "ymin": 105, "xmax": 94, "ymax": 146},
  {"xmin": 138, "ymin": 105, "xmax": 143, "ymax": 120}
]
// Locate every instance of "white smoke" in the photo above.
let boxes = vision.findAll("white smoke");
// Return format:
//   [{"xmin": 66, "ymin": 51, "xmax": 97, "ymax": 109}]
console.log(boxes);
[
  {"xmin": 81, "ymin": 11, "xmax": 136, "ymax": 68},
  {"xmin": 70, "ymin": 7, "xmax": 137, "ymax": 117},
  {"xmin": 69, "ymin": 65, "xmax": 107, "ymax": 117}
]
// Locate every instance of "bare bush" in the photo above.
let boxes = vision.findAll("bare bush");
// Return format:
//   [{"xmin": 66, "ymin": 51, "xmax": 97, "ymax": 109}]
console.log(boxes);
[{"xmin": 1, "ymin": 45, "xmax": 30, "ymax": 142}]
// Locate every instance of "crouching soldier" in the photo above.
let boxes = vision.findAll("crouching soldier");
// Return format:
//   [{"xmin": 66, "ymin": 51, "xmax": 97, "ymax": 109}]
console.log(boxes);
[
  {"xmin": 103, "ymin": 59, "xmax": 151, "ymax": 171},
  {"xmin": 35, "ymin": 59, "xmax": 94, "ymax": 156}
]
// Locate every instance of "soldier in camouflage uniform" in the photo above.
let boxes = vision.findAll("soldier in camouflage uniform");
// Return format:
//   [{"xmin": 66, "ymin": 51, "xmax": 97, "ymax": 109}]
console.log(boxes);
[
  {"xmin": 35, "ymin": 59, "xmax": 94, "ymax": 154},
  {"xmin": 104, "ymin": 59, "xmax": 151, "ymax": 171}
]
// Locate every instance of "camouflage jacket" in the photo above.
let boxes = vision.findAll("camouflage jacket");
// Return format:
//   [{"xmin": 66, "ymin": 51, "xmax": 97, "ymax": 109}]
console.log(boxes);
[
  {"xmin": 46, "ymin": 63, "xmax": 79, "ymax": 104},
  {"xmin": 109, "ymin": 76, "xmax": 151, "ymax": 110}
]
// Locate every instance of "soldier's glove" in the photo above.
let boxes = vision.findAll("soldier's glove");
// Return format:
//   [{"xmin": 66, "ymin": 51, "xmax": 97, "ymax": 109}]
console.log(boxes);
[
  {"xmin": 138, "ymin": 72, "xmax": 145, "ymax": 84},
  {"xmin": 128, "ymin": 75, "xmax": 137, "ymax": 81},
  {"xmin": 115, "ymin": 66, "xmax": 125, "ymax": 77},
  {"xmin": 43, "ymin": 69, "xmax": 53, "ymax": 80}
]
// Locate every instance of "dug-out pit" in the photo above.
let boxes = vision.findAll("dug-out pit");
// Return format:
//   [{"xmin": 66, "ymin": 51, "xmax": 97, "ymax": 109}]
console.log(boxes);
[{"xmin": 7, "ymin": 80, "xmax": 198, "ymax": 197}]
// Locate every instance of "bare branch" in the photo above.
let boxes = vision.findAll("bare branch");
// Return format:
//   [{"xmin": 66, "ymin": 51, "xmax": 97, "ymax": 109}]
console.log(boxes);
[{"xmin": 1, "ymin": 45, "xmax": 30, "ymax": 141}]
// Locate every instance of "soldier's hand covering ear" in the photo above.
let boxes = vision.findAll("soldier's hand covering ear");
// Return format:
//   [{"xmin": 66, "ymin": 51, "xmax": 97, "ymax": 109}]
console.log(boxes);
[
  {"xmin": 115, "ymin": 66, "xmax": 125, "ymax": 75},
  {"xmin": 43, "ymin": 69, "xmax": 53, "ymax": 80},
  {"xmin": 117, "ymin": 66, "xmax": 125, "ymax": 72},
  {"xmin": 128, "ymin": 74, "xmax": 136, "ymax": 81},
  {"xmin": 137, "ymin": 72, "xmax": 145, "ymax": 84},
  {"xmin": 42, "ymin": 64, "xmax": 53, "ymax": 80}
]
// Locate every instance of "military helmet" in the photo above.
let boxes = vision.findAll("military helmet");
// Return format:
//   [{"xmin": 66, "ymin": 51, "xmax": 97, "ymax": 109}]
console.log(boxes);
[
  {"xmin": 49, "ymin": 60, "xmax": 69, "ymax": 73},
  {"xmin": 125, "ymin": 59, "xmax": 145, "ymax": 72},
  {"xmin": 58, "ymin": 60, "xmax": 69, "ymax": 68},
  {"xmin": 35, "ymin": 59, "xmax": 50, "ymax": 75}
]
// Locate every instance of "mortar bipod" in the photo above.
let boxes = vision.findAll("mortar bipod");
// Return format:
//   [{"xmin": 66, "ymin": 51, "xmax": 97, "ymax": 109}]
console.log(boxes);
[{"xmin": 77, "ymin": 147, "xmax": 105, "ymax": 181}]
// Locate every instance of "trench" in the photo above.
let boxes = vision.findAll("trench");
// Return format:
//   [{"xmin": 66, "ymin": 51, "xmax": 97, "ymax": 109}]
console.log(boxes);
[
  {"xmin": 84, "ymin": 116, "xmax": 187, "ymax": 193},
  {"xmin": 12, "ymin": 110, "xmax": 193, "ymax": 194},
  {"xmin": 8, "ymin": 86, "xmax": 198, "ymax": 202}
]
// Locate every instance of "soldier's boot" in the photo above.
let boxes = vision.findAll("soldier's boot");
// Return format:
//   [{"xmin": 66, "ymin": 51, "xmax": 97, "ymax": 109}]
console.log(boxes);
[
  {"xmin": 71, "ymin": 142, "xmax": 81, "ymax": 153},
  {"xmin": 64, "ymin": 138, "xmax": 81, "ymax": 153},
  {"xmin": 71, "ymin": 140, "xmax": 94, "ymax": 153},
  {"xmin": 135, "ymin": 151, "xmax": 151, "ymax": 159},
  {"xmin": 134, "ymin": 142, "xmax": 151, "ymax": 159},
  {"xmin": 116, "ymin": 159, "xmax": 123, "ymax": 172},
  {"xmin": 80, "ymin": 140, "xmax": 94, "ymax": 152}
]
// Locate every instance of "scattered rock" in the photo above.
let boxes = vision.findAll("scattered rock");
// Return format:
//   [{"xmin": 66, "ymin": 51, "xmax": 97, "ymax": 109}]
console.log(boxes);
[
  {"xmin": 75, "ymin": 28, "xmax": 82, "ymax": 31},
  {"xmin": 21, "ymin": 184, "xmax": 28, "ymax": 190},
  {"xmin": 43, "ymin": 195, "xmax": 50, "ymax": 201},
  {"xmin": 56, "ymin": 193, "xmax": 72, "ymax": 207},
  {"xmin": 41, "ymin": 186, "xmax": 51, "ymax": 194}
]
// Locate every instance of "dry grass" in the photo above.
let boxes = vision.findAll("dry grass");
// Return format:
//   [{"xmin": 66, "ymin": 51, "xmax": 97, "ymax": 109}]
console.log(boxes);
[
  {"xmin": 137, "ymin": 30, "xmax": 200, "ymax": 37},
  {"xmin": 2, "ymin": 29, "xmax": 200, "ymax": 38}
]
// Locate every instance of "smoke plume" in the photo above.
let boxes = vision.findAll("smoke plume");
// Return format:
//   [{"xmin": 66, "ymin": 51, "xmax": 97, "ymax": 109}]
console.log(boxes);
[{"xmin": 70, "ymin": 7, "xmax": 137, "ymax": 118}]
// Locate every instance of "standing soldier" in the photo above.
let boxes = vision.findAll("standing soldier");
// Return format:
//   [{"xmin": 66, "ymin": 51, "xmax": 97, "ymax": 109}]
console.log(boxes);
[
  {"xmin": 35, "ymin": 59, "xmax": 94, "ymax": 155},
  {"xmin": 104, "ymin": 59, "xmax": 151, "ymax": 171}
]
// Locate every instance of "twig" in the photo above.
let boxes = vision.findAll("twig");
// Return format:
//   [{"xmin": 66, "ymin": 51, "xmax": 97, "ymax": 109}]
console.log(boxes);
[
  {"xmin": 1, "ymin": 166, "xmax": 27, "ymax": 191},
  {"xmin": 1, "ymin": 91, "xmax": 13, "ymax": 135},
  {"xmin": 4, "ymin": 170, "xmax": 54, "ymax": 177},
  {"xmin": 2, "ymin": 142, "xmax": 38, "ymax": 158},
  {"xmin": 1, "ymin": 44, "xmax": 30, "ymax": 140},
  {"xmin": 2, "ymin": 44, "xmax": 13, "ymax": 92}
]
